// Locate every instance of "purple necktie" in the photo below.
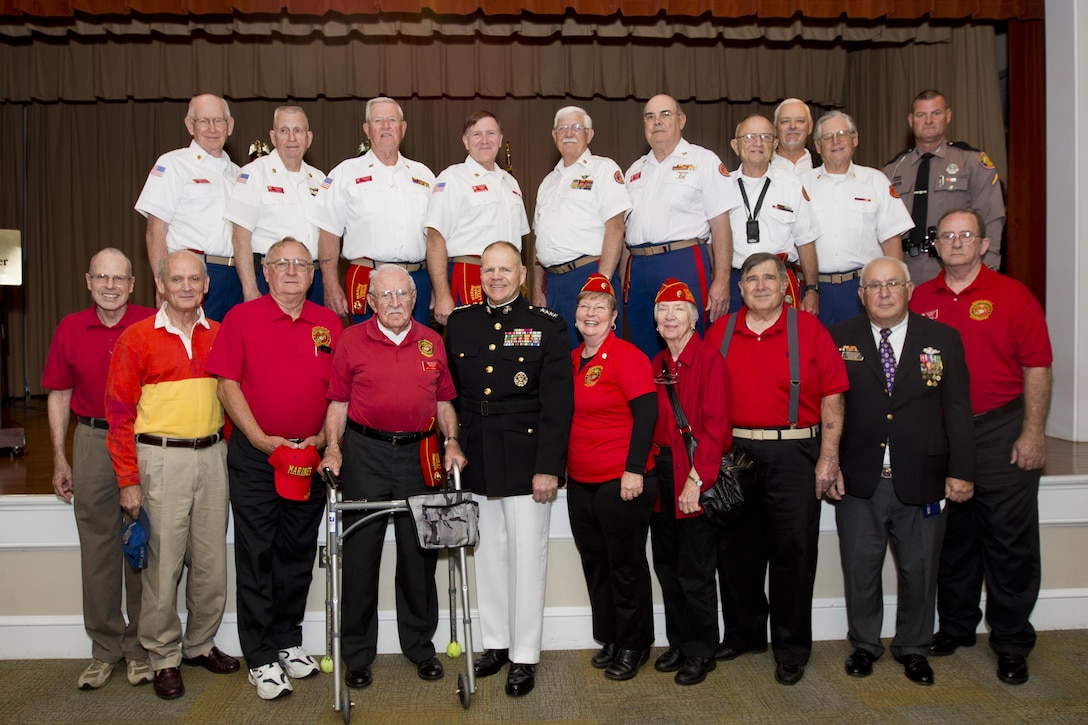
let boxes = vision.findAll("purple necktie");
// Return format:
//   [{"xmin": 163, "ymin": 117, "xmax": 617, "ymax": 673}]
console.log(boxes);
[{"xmin": 879, "ymin": 328, "xmax": 896, "ymax": 394}]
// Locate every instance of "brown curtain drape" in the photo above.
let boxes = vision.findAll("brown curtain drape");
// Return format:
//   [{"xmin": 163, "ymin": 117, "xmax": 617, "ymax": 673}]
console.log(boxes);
[{"xmin": 0, "ymin": 23, "xmax": 1006, "ymax": 399}]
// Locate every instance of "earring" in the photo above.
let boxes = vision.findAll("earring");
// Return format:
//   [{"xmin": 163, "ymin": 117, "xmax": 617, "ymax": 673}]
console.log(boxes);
[{"xmin": 611, "ymin": 323, "xmax": 617, "ymax": 330}]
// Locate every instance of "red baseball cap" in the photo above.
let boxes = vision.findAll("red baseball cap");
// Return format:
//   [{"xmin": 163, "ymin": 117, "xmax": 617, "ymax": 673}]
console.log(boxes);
[{"xmin": 268, "ymin": 445, "xmax": 321, "ymax": 501}]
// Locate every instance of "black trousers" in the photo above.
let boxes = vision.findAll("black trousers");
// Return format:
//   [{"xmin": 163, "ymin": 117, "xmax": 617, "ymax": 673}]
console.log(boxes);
[
  {"xmin": 228, "ymin": 430, "xmax": 324, "ymax": 668},
  {"xmin": 936, "ymin": 408, "xmax": 1042, "ymax": 655},
  {"xmin": 650, "ymin": 451, "xmax": 720, "ymax": 659},
  {"xmin": 340, "ymin": 429, "xmax": 439, "ymax": 669},
  {"xmin": 567, "ymin": 473, "xmax": 657, "ymax": 650},
  {"xmin": 717, "ymin": 437, "xmax": 821, "ymax": 666}
]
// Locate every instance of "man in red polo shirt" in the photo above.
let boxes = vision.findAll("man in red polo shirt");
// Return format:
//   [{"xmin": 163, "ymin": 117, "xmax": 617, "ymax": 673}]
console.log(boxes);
[
  {"xmin": 43, "ymin": 248, "xmax": 156, "ymax": 691},
  {"xmin": 319, "ymin": 263, "xmax": 466, "ymax": 691},
  {"xmin": 205, "ymin": 237, "xmax": 343, "ymax": 700},
  {"xmin": 910, "ymin": 208, "xmax": 1053, "ymax": 686},
  {"xmin": 704, "ymin": 251, "xmax": 848, "ymax": 687}
]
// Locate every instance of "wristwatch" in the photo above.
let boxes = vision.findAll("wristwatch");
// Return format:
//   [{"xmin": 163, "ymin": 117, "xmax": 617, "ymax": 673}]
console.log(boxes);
[{"xmin": 808, "ymin": 284, "xmax": 822, "ymax": 295}]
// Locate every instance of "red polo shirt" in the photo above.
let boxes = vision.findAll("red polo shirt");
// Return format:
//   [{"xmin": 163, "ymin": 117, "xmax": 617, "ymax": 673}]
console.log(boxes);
[
  {"xmin": 41, "ymin": 304, "xmax": 156, "ymax": 418},
  {"xmin": 568, "ymin": 332, "xmax": 656, "ymax": 483},
  {"xmin": 328, "ymin": 318, "xmax": 456, "ymax": 432},
  {"xmin": 705, "ymin": 305, "xmax": 848, "ymax": 429},
  {"xmin": 206, "ymin": 294, "xmax": 343, "ymax": 437},
  {"xmin": 910, "ymin": 265, "xmax": 1052, "ymax": 415}
]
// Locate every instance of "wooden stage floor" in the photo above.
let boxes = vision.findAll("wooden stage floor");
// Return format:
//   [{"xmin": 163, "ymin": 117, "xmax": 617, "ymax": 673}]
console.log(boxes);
[{"xmin": 3, "ymin": 398, "xmax": 1088, "ymax": 496}]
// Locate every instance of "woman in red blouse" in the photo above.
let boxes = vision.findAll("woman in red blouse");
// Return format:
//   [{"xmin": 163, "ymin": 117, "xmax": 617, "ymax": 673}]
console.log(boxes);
[
  {"xmin": 566, "ymin": 273, "xmax": 658, "ymax": 682},
  {"xmin": 650, "ymin": 279, "xmax": 733, "ymax": 686}
]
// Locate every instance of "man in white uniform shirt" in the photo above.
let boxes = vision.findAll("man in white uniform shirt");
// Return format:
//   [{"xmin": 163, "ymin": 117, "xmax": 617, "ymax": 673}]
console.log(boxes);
[
  {"xmin": 802, "ymin": 110, "xmax": 913, "ymax": 327},
  {"xmin": 770, "ymin": 99, "xmax": 816, "ymax": 175},
  {"xmin": 225, "ymin": 106, "xmax": 325, "ymax": 306},
  {"xmin": 425, "ymin": 110, "xmax": 530, "ymax": 325},
  {"xmin": 533, "ymin": 105, "xmax": 631, "ymax": 347},
  {"xmin": 727, "ymin": 114, "xmax": 820, "ymax": 315},
  {"xmin": 135, "ymin": 93, "xmax": 240, "ymax": 321},
  {"xmin": 623, "ymin": 94, "xmax": 740, "ymax": 359},
  {"xmin": 309, "ymin": 97, "xmax": 435, "ymax": 324}
]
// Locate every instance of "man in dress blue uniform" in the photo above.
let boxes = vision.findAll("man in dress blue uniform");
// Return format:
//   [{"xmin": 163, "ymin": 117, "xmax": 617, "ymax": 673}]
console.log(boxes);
[{"xmin": 445, "ymin": 241, "xmax": 573, "ymax": 697}]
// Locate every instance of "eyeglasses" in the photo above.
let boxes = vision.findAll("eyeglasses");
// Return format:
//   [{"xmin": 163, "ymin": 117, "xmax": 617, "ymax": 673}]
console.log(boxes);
[
  {"xmin": 736, "ymin": 133, "xmax": 775, "ymax": 144},
  {"xmin": 266, "ymin": 258, "xmax": 313, "ymax": 272},
  {"xmin": 555, "ymin": 124, "xmax": 587, "ymax": 134},
  {"xmin": 576, "ymin": 303, "xmax": 611, "ymax": 315},
  {"xmin": 191, "ymin": 117, "xmax": 228, "ymax": 128},
  {"xmin": 861, "ymin": 280, "xmax": 908, "ymax": 293},
  {"xmin": 89, "ymin": 274, "xmax": 132, "ymax": 286},
  {"xmin": 370, "ymin": 288, "xmax": 415, "ymax": 302},
  {"xmin": 818, "ymin": 129, "xmax": 854, "ymax": 143},
  {"xmin": 937, "ymin": 231, "xmax": 981, "ymax": 244},
  {"xmin": 643, "ymin": 110, "xmax": 677, "ymax": 122}
]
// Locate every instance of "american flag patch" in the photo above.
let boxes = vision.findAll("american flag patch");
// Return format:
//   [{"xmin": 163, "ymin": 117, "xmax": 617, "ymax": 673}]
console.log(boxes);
[
  {"xmin": 237, "ymin": 173, "xmax": 249, "ymax": 184},
  {"xmin": 434, "ymin": 182, "xmax": 446, "ymax": 193},
  {"xmin": 320, "ymin": 177, "xmax": 333, "ymax": 189},
  {"xmin": 150, "ymin": 165, "xmax": 166, "ymax": 177}
]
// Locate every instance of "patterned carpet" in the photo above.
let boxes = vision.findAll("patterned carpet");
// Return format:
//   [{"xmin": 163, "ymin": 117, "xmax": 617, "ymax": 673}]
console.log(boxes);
[{"xmin": 3, "ymin": 631, "xmax": 1088, "ymax": 724}]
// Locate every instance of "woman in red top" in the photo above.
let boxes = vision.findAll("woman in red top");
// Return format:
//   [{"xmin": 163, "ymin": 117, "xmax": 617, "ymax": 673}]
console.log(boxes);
[
  {"xmin": 566, "ymin": 273, "xmax": 658, "ymax": 682},
  {"xmin": 650, "ymin": 278, "xmax": 733, "ymax": 686}
]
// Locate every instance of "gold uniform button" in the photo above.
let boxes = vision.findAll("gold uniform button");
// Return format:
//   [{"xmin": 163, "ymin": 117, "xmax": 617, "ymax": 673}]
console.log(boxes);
[
  {"xmin": 483, "ymin": 388, "xmax": 492, "ymax": 396},
  {"xmin": 518, "ymin": 356, "xmax": 525, "ymax": 362},
  {"xmin": 527, "ymin": 428, "xmax": 534, "ymax": 434},
  {"xmin": 880, "ymin": 442, "xmax": 886, "ymax": 448},
  {"xmin": 494, "ymin": 322, "xmax": 502, "ymax": 330},
  {"xmin": 458, "ymin": 352, "xmax": 465, "ymax": 358},
  {"xmin": 886, "ymin": 413, "xmax": 893, "ymax": 421},
  {"xmin": 489, "ymin": 344, "xmax": 496, "ymax": 351},
  {"xmin": 485, "ymin": 366, "xmax": 493, "ymax": 373}
]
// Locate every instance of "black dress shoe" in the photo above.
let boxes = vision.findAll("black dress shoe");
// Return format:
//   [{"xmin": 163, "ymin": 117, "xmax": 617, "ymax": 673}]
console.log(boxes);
[
  {"xmin": 654, "ymin": 647, "xmax": 683, "ymax": 673},
  {"xmin": 775, "ymin": 663, "xmax": 805, "ymax": 686},
  {"xmin": 591, "ymin": 643, "xmax": 617, "ymax": 669},
  {"xmin": 895, "ymin": 654, "xmax": 934, "ymax": 685},
  {"xmin": 715, "ymin": 642, "xmax": 769, "ymax": 661},
  {"xmin": 505, "ymin": 663, "xmax": 535, "ymax": 697},
  {"xmin": 345, "ymin": 665, "xmax": 372, "ymax": 689},
  {"xmin": 844, "ymin": 648, "xmax": 876, "ymax": 677},
  {"xmin": 604, "ymin": 648, "xmax": 650, "ymax": 681},
  {"xmin": 416, "ymin": 657, "xmax": 444, "ymax": 681},
  {"xmin": 996, "ymin": 652, "xmax": 1029, "ymax": 685},
  {"xmin": 474, "ymin": 648, "xmax": 510, "ymax": 677},
  {"xmin": 929, "ymin": 631, "xmax": 976, "ymax": 657},
  {"xmin": 182, "ymin": 646, "xmax": 240, "ymax": 674},
  {"xmin": 153, "ymin": 667, "xmax": 185, "ymax": 700},
  {"xmin": 675, "ymin": 656, "xmax": 716, "ymax": 686}
]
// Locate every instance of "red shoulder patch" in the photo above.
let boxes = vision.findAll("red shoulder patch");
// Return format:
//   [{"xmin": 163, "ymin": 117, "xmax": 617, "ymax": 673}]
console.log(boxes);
[
  {"xmin": 889, "ymin": 184, "xmax": 900, "ymax": 199},
  {"xmin": 614, "ymin": 170, "xmax": 624, "ymax": 184},
  {"xmin": 801, "ymin": 186, "xmax": 810, "ymax": 202},
  {"xmin": 718, "ymin": 163, "xmax": 730, "ymax": 177}
]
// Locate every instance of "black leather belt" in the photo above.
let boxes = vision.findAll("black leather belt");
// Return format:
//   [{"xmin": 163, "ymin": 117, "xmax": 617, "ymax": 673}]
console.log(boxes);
[
  {"xmin": 77, "ymin": 416, "xmax": 109, "ymax": 431},
  {"xmin": 135, "ymin": 431, "xmax": 223, "ymax": 449},
  {"xmin": 347, "ymin": 419, "xmax": 435, "ymax": 445},
  {"xmin": 974, "ymin": 396, "xmax": 1025, "ymax": 425},
  {"xmin": 460, "ymin": 399, "xmax": 541, "ymax": 417}
]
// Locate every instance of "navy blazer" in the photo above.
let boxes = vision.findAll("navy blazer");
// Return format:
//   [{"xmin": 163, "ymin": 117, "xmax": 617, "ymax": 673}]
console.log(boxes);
[{"xmin": 830, "ymin": 311, "xmax": 975, "ymax": 504}]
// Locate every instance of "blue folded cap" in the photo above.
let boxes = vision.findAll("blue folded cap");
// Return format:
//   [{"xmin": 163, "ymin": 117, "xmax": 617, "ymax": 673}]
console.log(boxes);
[{"xmin": 122, "ymin": 507, "xmax": 151, "ymax": 570}]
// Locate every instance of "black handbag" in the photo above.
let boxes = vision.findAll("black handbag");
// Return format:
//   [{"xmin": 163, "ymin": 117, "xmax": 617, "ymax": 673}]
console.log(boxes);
[{"xmin": 661, "ymin": 359, "xmax": 755, "ymax": 527}]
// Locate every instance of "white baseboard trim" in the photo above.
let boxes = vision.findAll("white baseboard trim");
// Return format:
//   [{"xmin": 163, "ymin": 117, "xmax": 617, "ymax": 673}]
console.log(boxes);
[{"xmin": 4, "ymin": 588, "xmax": 1088, "ymax": 660}]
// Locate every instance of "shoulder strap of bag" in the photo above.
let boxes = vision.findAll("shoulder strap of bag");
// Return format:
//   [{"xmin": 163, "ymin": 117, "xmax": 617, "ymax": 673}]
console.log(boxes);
[
  {"xmin": 662, "ymin": 359, "xmax": 697, "ymax": 466},
  {"xmin": 719, "ymin": 307, "xmax": 800, "ymax": 426}
]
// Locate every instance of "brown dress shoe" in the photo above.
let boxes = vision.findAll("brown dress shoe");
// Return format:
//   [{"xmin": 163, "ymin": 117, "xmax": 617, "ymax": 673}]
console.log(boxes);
[
  {"xmin": 153, "ymin": 667, "xmax": 185, "ymax": 700},
  {"xmin": 182, "ymin": 646, "xmax": 240, "ymax": 674}
]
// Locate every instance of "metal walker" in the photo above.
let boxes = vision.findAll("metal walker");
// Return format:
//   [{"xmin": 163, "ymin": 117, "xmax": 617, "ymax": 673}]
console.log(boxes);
[{"xmin": 322, "ymin": 465, "xmax": 477, "ymax": 722}]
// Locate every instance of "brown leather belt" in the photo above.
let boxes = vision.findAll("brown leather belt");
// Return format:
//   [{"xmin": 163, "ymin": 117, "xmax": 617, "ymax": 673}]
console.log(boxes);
[
  {"xmin": 545, "ymin": 255, "xmax": 601, "ymax": 275},
  {"xmin": 450, "ymin": 255, "xmax": 482, "ymax": 266},
  {"xmin": 817, "ymin": 269, "xmax": 862, "ymax": 284},
  {"xmin": 347, "ymin": 418, "xmax": 435, "ymax": 445},
  {"xmin": 349, "ymin": 257, "xmax": 426, "ymax": 273},
  {"xmin": 974, "ymin": 396, "xmax": 1025, "ymax": 425},
  {"xmin": 627, "ymin": 239, "xmax": 702, "ymax": 257},
  {"xmin": 732, "ymin": 425, "xmax": 820, "ymax": 441},
  {"xmin": 135, "ymin": 431, "xmax": 223, "ymax": 449},
  {"xmin": 76, "ymin": 416, "xmax": 109, "ymax": 431}
]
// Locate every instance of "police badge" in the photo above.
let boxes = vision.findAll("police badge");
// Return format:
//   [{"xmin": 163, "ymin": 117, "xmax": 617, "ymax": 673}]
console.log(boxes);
[{"xmin": 919, "ymin": 347, "xmax": 943, "ymax": 387}]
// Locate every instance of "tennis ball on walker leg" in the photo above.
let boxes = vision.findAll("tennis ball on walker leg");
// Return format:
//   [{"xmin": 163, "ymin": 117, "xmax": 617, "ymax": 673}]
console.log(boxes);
[
  {"xmin": 446, "ymin": 641, "xmax": 462, "ymax": 658},
  {"xmin": 320, "ymin": 657, "xmax": 334, "ymax": 673}
]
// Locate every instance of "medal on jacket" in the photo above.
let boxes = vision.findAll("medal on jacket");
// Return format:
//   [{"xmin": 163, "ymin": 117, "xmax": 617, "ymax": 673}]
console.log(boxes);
[{"xmin": 919, "ymin": 347, "xmax": 943, "ymax": 387}]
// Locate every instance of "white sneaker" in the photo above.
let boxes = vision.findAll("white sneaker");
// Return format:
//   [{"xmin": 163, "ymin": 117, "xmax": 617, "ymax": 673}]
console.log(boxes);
[
  {"xmin": 126, "ymin": 659, "xmax": 153, "ymax": 686},
  {"xmin": 248, "ymin": 662, "xmax": 293, "ymax": 700},
  {"xmin": 77, "ymin": 659, "xmax": 117, "ymax": 690},
  {"xmin": 278, "ymin": 646, "xmax": 320, "ymax": 679}
]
